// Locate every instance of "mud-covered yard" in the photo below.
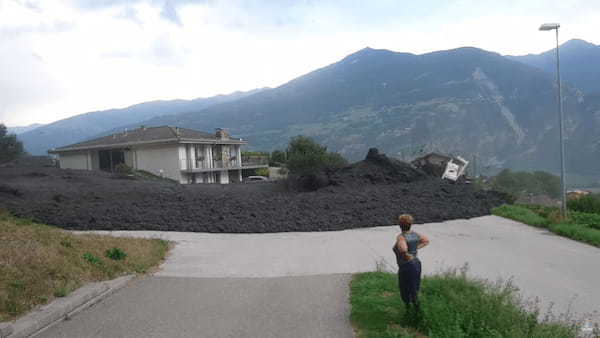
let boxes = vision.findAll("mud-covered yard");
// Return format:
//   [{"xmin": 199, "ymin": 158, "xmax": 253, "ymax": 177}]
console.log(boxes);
[{"xmin": 0, "ymin": 151, "xmax": 508, "ymax": 233}]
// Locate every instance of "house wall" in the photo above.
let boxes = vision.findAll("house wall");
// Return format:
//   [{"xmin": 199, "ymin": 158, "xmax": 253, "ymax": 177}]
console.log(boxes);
[
  {"xmin": 134, "ymin": 144, "xmax": 182, "ymax": 182},
  {"xmin": 58, "ymin": 151, "xmax": 92, "ymax": 170},
  {"xmin": 124, "ymin": 150, "xmax": 135, "ymax": 168}
]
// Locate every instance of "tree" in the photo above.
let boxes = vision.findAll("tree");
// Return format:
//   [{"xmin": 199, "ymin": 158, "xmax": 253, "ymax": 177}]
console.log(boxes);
[
  {"xmin": 270, "ymin": 150, "xmax": 287, "ymax": 166},
  {"xmin": 0, "ymin": 124, "xmax": 25, "ymax": 163},
  {"xmin": 286, "ymin": 136, "xmax": 347, "ymax": 176}
]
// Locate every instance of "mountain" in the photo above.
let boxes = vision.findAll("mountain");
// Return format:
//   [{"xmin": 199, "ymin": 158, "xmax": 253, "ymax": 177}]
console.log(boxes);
[
  {"xmin": 7, "ymin": 123, "xmax": 44, "ymax": 135},
  {"xmin": 508, "ymin": 39, "xmax": 600, "ymax": 94},
  {"xmin": 19, "ymin": 89, "xmax": 265, "ymax": 155},
  {"xmin": 130, "ymin": 46, "xmax": 598, "ymax": 177}
]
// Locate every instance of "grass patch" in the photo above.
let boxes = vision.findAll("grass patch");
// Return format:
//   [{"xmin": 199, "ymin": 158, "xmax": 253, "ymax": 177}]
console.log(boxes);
[
  {"xmin": 0, "ymin": 212, "xmax": 170, "ymax": 321},
  {"xmin": 492, "ymin": 204, "xmax": 600, "ymax": 247},
  {"xmin": 350, "ymin": 270, "xmax": 579, "ymax": 338},
  {"xmin": 492, "ymin": 205, "xmax": 549, "ymax": 227}
]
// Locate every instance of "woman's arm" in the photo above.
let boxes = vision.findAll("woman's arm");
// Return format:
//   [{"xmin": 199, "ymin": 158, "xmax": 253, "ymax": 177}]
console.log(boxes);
[
  {"xmin": 396, "ymin": 235, "xmax": 413, "ymax": 260},
  {"xmin": 416, "ymin": 233, "xmax": 430, "ymax": 249}
]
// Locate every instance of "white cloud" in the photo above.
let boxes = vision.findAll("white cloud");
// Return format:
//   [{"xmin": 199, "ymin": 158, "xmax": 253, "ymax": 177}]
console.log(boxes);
[{"xmin": 1, "ymin": 0, "xmax": 599, "ymax": 126}]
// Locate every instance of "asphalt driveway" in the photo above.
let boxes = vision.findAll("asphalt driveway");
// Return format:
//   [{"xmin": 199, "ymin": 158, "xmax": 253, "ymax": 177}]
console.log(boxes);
[{"xmin": 38, "ymin": 215, "xmax": 600, "ymax": 337}]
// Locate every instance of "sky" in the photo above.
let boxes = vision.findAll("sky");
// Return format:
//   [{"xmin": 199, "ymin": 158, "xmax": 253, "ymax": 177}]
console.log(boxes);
[{"xmin": 1, "ymin": 0, "xmax": 599, "ymax": 127}]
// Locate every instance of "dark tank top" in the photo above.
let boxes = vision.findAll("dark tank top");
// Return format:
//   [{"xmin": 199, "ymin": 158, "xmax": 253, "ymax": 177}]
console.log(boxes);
[{"xmin": 393, "ymin": 231, "xmax": 420, "ymax": 267}]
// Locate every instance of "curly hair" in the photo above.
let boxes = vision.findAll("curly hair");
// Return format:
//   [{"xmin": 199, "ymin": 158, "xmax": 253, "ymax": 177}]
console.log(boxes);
[{"xmin": 398, "ymin": 214, "xmax": 414, "ymax": 232}]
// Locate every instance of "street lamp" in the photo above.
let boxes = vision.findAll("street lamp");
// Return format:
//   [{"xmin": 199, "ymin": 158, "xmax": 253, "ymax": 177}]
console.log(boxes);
[{"xmin": 539, "ymin": 22, "xmax": 567, "ymax": 216}]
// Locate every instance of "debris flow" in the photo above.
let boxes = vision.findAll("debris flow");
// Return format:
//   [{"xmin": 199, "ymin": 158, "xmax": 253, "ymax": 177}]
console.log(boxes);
[{"xmin": 0, "ymin": 149, "xmax": 508, "ymax": 233}]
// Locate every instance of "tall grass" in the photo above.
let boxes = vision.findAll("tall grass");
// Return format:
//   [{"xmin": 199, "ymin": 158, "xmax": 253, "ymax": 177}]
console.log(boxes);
[
  {"xmin": 492, "ymin": 204, "xmax": 600, "ymax": 247},
  {"xmin": 350, "ymin": 270, "xmax": 578, "ymax": 338},
  {"xmin": 568, "ymin": 195, "xmax": 600, "ymax": 214},
  {"xmin": 0, "ymin": 212, "xmax": 170, "ymax": 321}
]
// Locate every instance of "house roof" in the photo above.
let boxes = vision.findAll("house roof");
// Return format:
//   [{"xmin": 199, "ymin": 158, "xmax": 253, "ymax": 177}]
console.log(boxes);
[
  {"xmin": 413, "ymin": 153, "xmax": 452, "ymax": 162},
  {"xmin": 49, "ymin": 126, "xmax": 246, "ymax": 153}
]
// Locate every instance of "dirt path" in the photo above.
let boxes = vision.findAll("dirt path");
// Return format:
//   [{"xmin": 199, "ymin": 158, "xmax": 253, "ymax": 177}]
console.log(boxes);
[{"xmin": 38, "ymin": 216, "xmax": 600, "ymax": 337}]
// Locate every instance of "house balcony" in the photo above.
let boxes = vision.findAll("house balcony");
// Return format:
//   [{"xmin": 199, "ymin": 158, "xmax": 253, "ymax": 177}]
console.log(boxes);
[{"xmin": 181, "ymin": 156, "xmax": 269, "ymax": 173}]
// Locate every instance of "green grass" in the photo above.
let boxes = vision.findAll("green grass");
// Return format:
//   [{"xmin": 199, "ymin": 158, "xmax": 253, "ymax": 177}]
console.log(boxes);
[
  {"xmin": 492, "ymin": 204, "xmax": 600, "ymax": 247},
  {"xmin": 350, "ymin": 271, "xmax": 579, "ymax": 338},
  {"xmin": 0, "ymin": 212, "xmax": 170, "ymax": 321}
]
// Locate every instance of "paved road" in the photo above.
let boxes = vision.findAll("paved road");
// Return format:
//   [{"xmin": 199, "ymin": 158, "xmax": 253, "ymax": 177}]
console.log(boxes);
[{"xmin": 39, "ymin": 215, "xmax": 600, "ymax": 337}]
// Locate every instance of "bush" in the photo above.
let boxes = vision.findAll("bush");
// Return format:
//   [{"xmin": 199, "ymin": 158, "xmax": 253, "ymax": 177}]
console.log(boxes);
[
  {"xmin": 114, "ymin": 163, "xmax": 133, "ymax": 175},
  {"xmin": 491, "ymin": 169, "xmax": 561, "ymax": 199},
  {"xmin": 568, "ymin": 211, "xmax": 600, "ymax": 230},
  {"xmin": 568, "ymin": 195, "xmax": 600, "ymax": 214},
  {"xmin": 0, "ymin": 124, "xmax": 25, "ymax": 164},
  {"xmin": 286, "ymin": 136, "xmax": 347, "ymax": 177},
  {"xmin": 254, "ymin": 167, "xmax": 269, "ymax": 177},
  {"xmin": 105, "ymin": 247, "xmax": 128, "ymax": 261},
  {"xmin": 270, "ymin": 150, "xmax": 287, "ymax": 166},
  {"xmin": 82, "ymin": 252, "xmax": 103, "ymax": 266}
]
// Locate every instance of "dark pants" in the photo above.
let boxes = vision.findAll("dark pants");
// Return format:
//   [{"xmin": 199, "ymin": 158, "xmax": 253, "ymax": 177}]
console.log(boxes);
[{"xmin": 398, "ymin": 259, "xmax": 422, "ymax": 305}]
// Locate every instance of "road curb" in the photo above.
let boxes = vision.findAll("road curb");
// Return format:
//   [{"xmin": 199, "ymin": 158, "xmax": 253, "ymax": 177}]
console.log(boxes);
[{"xmin": 1, "ymin": 275, "xmax": 135, "ymax": 338}]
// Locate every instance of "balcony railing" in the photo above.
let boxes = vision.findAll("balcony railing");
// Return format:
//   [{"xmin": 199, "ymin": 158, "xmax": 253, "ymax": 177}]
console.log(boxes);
[
  {"xmin": 184, "ymin": 156, "xmax": 268, "ymax": 172},
  {"xmin": 242, "ymin": 155, "xmax": 269, "ymax": 166}
]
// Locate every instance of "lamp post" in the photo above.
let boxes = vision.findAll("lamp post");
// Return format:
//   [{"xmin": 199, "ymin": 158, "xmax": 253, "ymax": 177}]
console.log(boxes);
[{"xmin": 539, "ymin": 22, "xmax": 567, "ymax": 216}]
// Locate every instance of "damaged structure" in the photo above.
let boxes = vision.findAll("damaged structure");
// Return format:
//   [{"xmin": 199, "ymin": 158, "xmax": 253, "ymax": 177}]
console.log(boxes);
[
  {"xmin": 48, "ymin": 126, "xmax": 268, "ymax": 184},
  {"xmin": 412, "ymin": 153, "xmax": 469, "ymax": 181}
]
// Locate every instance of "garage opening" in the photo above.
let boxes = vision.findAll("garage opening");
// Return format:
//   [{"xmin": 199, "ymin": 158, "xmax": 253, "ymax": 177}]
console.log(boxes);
[{"xmin": 99, "ymin": 149, "xmax": 125, "ymax": 171}]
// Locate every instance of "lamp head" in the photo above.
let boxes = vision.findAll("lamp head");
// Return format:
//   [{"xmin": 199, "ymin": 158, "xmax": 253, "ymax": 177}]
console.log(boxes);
[{"xmin": 539, "ymin": 23, "xmax": 560, "ymax": 31}]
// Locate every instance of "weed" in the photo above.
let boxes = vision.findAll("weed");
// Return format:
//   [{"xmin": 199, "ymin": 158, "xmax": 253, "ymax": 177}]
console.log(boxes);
[
  {"xmin": 568, "ymin": 195, "xmax": 600, "ymax": 214},
  {"xmin": 82, "ymin": 252, "xmax": 103, "ymax": 266},
  {"xmin": 105, "ymin": 247, "xmax": 127, "ymax": 261},
  {"xmin": 60, "ymin": 239, "xmax": 73, "ymax": 248},
  {"xmin": 53, "ymin": 287, "xmax": 69, "ymax": 298}
]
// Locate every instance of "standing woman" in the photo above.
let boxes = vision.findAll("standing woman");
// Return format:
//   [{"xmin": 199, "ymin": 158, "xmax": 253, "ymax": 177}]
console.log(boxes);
[{"xmin": 393, "ymin": 214, "xmax": 430, "ymax": 313}]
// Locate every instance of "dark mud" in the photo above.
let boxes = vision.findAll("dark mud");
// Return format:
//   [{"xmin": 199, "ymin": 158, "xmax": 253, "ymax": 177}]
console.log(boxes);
[{"xmin": 0, "ymin": 151, "xmax": 508, "ymax": 233}]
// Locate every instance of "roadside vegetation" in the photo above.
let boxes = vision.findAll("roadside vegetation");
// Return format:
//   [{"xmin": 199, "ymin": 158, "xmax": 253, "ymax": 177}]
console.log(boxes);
[
  {"xmin": 0, "ymin": 212, "xmax": 170, "ymax": 321},
  {"xmin": 492, "ymin": 202, "xmax": 600, "ymax": 247},
  {"xmin": 350, "ymin": 270, "xmax": 579, "ymax": 338},
  {"xmin": 485, "ymin": 169, "xmax": 561, "ymax": 200},
  {"xmin": 0, "ymin": 123, "xmax": 25, "ymax": 164}
]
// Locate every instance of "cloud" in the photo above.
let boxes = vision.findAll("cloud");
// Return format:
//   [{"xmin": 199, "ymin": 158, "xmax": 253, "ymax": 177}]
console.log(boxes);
[
  {"xmin": 0, "ymin": 40, "xmax": 64, "ymax": 125},
  {"xmin": 160, "ymin": 0, "xmax": 182, "ymax": 26}
]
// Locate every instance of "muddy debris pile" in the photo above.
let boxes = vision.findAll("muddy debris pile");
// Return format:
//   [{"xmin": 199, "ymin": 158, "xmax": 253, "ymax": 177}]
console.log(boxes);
[
  {"xmin": 327, "ymin": 148, "xmax": 429, "ymax": 186},
  {"xmin": 0, "ymin": 151, "xmax": 509, "ymax": 233}
]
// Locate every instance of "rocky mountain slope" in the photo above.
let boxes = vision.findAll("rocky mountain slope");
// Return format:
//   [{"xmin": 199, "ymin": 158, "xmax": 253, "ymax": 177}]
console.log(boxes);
[
  {"xmin": 130, "ymin": 46, "xmax": 598, "ymax": 176},
  {"xmin": 19, "ymin": 89, "xmax": 265, "ymax": 155},
  {"xmin": 6, "ymin": 123, "xmax": 45, "ymax": 135},
  {"xmin": 18, "ymin": 43, "xmax": 599, "ymax": 178},
  {"xmin": 508, "ymin": 39, "xmax": 600, "ymax": 94}
]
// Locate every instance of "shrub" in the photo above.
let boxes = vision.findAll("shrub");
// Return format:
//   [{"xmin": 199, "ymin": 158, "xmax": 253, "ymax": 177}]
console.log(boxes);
[
  {"xmin": 105, "ymin": 247, "xmax": 127, "ymax": 261},
  {"xmin": 568, "ymin": 211, "xmax": 600, "ymax": 230},
  {"xmin": 567, "ymin": 195, "xmax": 600, "ymax": 214},
  {"xmin": 82, "ymin": 252, "xmax": 103, "ymax": 266},
  {"xmin": 114, "ymin": 163, "xmax": 133, "ymax": 175},
  {"xmin": 255, "ymin": 167, "xmax": 269, "ymax": 177},
  {"xmin": 491, "ymin": 169, "xmax": 560, "ymax": 199},
  {"xmin": 286, "ymin": 136, "xmax": 347, "ymax": 177},
  {"xmin": 270, "ymin": 150, "xmax": 287, "ymax": 166},
  {"xmin": 0, "ymin": 124, "xmax": 25, "ymax": 164}
]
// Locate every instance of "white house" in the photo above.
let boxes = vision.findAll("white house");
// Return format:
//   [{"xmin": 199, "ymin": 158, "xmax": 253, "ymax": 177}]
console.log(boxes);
[{"xmin": 48, "ymin": 126, "xmax": 268, "ymax": 184}]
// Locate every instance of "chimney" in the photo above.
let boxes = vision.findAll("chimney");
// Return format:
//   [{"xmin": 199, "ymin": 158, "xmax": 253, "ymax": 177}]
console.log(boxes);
[
  {"xmin": 123, "ymin": 128, "xmax": 128, "ymax": 136},
  {"xmin": 215, "ymin": 128, "xmax": 229, "ymax": 140},
  {"xmin": 175, "ymin": 127, "xmax": 181, "ymax": 137}
]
